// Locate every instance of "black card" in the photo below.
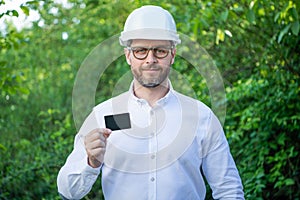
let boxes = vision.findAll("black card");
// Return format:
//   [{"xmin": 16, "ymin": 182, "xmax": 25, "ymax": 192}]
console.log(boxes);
[{"xmin": 104, "ymin": 113, "xmax": 131, "ymax": 131}]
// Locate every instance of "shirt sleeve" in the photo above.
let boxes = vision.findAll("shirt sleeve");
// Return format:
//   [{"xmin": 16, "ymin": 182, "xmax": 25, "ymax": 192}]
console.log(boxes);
[
  {"xmin": 201, "ymin": 111, "xmax": 245, "ymax": 200},
  {"xmin": 57, "ymin": 110, "xmax": 101, "ymax": 199}
]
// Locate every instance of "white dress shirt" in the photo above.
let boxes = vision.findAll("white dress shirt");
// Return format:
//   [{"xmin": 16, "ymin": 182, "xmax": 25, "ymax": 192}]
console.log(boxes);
[{"xmin": 57, "ymin": 82, "xmax": 244, "ymax": 200}]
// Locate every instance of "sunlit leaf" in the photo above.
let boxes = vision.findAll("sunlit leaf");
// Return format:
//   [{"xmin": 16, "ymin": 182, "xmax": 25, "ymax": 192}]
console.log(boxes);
[
  {"xmin": 249, "ymin": 1, "xmax": 255, "ymax": 9},
  {"xmin": 21, "ymin": 5, "xmax": 30, "ymax": 16},
  {"xmin": 216, "ymin": 28, "xmax": 225, "ymax": 45}
]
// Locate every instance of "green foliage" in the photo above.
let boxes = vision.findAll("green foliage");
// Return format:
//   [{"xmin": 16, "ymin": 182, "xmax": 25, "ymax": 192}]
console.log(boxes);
[
  {"xmin": 0, "ymin": 0, "xmax": 299, "ymax": 199},
  {"xmin": 225, "ymin": 72, "xmax": 299, "ymax": 199},
  {"xmin": 0, "ymin": 112, "xmax": 74, "ymax": 199}
]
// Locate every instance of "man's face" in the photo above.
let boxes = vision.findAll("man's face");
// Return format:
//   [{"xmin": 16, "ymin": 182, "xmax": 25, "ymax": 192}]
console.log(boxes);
[{"xmin": 125, "ymin": 39, "xmax": 176, "ymax": 88}]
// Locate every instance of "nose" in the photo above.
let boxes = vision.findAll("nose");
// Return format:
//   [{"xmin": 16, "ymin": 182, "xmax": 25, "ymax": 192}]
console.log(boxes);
[{"xmin": 145, "ymin": 49, "xmax": 158, "ymax": 64}]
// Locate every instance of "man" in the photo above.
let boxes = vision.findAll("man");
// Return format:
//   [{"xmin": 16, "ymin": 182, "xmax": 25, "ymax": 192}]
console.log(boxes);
[{"xmin": 57, "ymin": 5, "xmax": 244, "ymax": 200}]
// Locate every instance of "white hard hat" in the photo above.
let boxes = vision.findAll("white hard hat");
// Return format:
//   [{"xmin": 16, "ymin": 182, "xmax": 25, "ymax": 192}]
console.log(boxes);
[{"xmin": 119, "ymin": 5, "xmax": 181, "ymax": 46}]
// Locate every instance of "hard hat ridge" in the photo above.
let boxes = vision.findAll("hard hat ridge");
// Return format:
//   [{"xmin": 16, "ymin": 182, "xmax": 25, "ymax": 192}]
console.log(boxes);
[{"xmin": 119, "ymin": 5, "xmax": 181, "ymax": 46}]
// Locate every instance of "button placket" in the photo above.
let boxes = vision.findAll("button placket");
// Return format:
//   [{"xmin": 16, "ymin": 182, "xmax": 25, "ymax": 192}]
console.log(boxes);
[{"xmin": 148, "ymin": 108, "xmax": 157, "ymax": 200}]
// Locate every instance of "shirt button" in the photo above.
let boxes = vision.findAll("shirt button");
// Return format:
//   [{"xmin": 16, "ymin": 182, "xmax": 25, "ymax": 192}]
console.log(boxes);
[
  {"xmin": 150, "ymin": 177, "xmax": 155, "ymax": 182},
  {"xmin": 150, "ymin": 110, "xmax": 154, "ymax": 115},
  {"xmin": 151, "ymin": 155, "xmax": 155, "ymax": 159}
]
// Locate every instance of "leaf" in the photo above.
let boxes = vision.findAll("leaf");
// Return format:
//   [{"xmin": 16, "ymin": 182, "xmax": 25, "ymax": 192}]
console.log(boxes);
[
  {"xmin": 291, "ymin": 7, "xmax": 299, "ymax": 20},
  {"xmin": 216, "ymin": 29, "xmax": 225, "ymax": 45},
  {"xmin": 9, "ymin": 10, "xmax": 19, "ymax": 17},
  {"xmin": 0, "ymin": 61, "xmax": 7, "ymax": 67},
  {"xmin": 19, "ymin": 87, "xmax": 30, "ymax": 95},
  {"xmin": 274, "ymin": 12, "xmax": 280, "ymax": 22},
  {"xmin": 249, "ymin": 1, "xmax": 255, "ymax": 9},
  {"xmin": 0, "ymin": 143, "xmax": 7, "ymax": 151},
  {"xmin": 246, "ymin": 9, "xmax": 255, "ymax": 24},
  {"xmin": 193, "ymin": 20, "xmax": 199, "ymax": 39},
  {"xmin": 200, "ymin": 18, "xmax": 209, "ymax": 29},
  {"xmin": 220, "ymin": 9, "xmax": 229, "ymax": 22},
  {"xmin": 285, "ymin": 178, "xmax": 295, "ymax": 186},
  {"xmin": 21, "ymin": 5, "xmax": 30, "ymax": 16},
  {"xmin": 291, "ymin": 21, "xmax": 299, "ymax": 36},
  {"xmin": 277, "ymin": 24, "xmax": 291, "ymax": 43}
]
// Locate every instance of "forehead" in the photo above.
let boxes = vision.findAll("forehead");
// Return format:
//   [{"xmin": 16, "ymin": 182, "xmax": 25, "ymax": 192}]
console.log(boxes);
[{"xmin": 131, "ymin": 39, "xmax": 171, "ymax": 47}]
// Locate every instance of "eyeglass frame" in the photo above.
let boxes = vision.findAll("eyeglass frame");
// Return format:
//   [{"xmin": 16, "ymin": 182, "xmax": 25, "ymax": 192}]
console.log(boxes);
[{"xmin": 126, "ymin": 45, "xmax": 175, "ymax": 60}]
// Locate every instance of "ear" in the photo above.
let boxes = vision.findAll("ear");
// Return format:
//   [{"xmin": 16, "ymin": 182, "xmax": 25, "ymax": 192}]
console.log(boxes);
[
  {"xmin": 170, "ymin": 48, "xmax": 176, "ymax": 65},
  {"xmin": 124, "ymin": 48, "xmax": 131, "ymax": 65}
]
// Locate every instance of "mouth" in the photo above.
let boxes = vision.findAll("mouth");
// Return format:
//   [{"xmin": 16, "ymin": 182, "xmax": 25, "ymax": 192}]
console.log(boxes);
[
  {"xmin": 143, "ymin": 66, "xmax": 161, "ymax": 72},
  {"xmin": 143, "ymin": 68, "xmax": 159, "ymax": 72},
  {"xmin": 142, "ymin": 64, "xmax": 161, "ymax": 70},
  {"xmin": 142, "ymin": 69, "xmax": 160, "ymax": 76}
]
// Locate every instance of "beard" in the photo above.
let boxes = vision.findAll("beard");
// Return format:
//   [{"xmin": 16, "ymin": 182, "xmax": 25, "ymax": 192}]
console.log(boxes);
[{"xmin": 132, "ymin": 64, "xmax": 170, "ymax": 88}]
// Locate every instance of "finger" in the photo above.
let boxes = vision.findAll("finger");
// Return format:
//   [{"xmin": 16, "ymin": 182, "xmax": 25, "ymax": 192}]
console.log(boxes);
[
  {"xmin": 85, "ymin": 128, "xmax": 106, "ymax": 142},
  {"xmin": 103, "ymin": 128, "xmax": 112, "ymax": 139},
  {"xmin": 85, "ymin": 133, "xmax": 99, "ymax": 144},
  {"xmin": 85, "ymin": 129, "xmax": 100, "ymax": 141},
  {"xmin": 90, "ymin": 147, "xmax": 106, "ymax": 157},
  {"xmin": 98, "ymin": 128, "xmax": 111, "ymax": 134},
  {"xmin": 98, "ymin": 128, "xmax": 111, "ymax": 140},
  {"xmin": 85, "ymin": 128, "xmax": 111, "ymax": 148},
  {"xmin": 88, "ymin": 139, "xmax": 106, "ymax": 150}
]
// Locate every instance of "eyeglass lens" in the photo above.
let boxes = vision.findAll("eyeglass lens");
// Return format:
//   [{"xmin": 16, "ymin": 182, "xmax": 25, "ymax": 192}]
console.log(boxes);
[{"xmin": 130, "ymin": 47, "xmax": 172, "ymax": 60}]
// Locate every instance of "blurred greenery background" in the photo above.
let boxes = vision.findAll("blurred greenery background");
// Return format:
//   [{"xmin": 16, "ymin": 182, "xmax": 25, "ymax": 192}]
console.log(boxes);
[{"xmin": 0, "ymin": 0, "xmax": 299, "ymax": 199}]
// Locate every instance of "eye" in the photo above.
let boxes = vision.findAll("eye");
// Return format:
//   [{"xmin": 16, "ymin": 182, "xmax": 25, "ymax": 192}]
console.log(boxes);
[
  {"xmin": 134, "ymin": 48, "xmax": 147, "ymax": 54},
  {"xmin": 155, "ymin": 48, "xmax": 168, "ymax": 54}
]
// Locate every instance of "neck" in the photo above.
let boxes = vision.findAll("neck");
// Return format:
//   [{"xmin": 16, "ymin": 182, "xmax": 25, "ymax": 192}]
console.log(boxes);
[{"xmin": 133, "ymin": 79, "xmax": 169, "ymax": 107}]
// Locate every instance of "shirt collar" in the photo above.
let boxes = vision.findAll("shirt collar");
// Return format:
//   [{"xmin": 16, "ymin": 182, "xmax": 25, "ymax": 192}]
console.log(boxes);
[{"xmin": 129, "ymin": 79, "xmax": 174, "ymax": 106}]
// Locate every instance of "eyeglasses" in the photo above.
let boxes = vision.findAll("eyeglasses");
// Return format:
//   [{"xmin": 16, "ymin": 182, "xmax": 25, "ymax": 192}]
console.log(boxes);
[{"xmin": 127, "ymin": 46, "xmax": 174, "ymax": 60}]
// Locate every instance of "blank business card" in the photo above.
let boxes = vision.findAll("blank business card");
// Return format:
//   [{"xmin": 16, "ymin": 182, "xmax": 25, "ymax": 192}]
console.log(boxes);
[{"xmin": 104, "ymin": 113, "xmax": 131, "ymax": 131}]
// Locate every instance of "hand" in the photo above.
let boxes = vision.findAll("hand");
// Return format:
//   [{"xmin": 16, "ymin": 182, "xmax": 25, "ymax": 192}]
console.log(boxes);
[{"xmin": 84, "ymin": 128, "xmax": 111, "ymax": 168}]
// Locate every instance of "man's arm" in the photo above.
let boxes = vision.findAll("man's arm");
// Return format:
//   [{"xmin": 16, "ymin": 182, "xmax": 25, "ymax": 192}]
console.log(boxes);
[
  {"xmin": 57, "ymin": 110, "xmax": 110, "ymax": 199},
  {"xmin": 202, "ymin": 112, "xmax": 244, "ymax": 200},
  {"xmin": 57, "ymin": 133, "xmax": 100, "ymax": 199}
]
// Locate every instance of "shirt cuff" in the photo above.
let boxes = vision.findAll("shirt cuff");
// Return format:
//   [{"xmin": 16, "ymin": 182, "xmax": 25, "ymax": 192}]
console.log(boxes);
[{"xmin": 80, "ymin": 156, "xmax": 102, "ymax": 175}]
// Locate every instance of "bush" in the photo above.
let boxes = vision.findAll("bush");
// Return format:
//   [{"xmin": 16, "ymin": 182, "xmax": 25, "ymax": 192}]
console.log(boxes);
[{"xmin": 225, "ymin": 70, "xmax": 300, "ymax": 199}]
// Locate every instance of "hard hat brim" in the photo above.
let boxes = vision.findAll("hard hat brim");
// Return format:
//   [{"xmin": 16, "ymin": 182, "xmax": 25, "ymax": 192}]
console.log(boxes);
[{"xmin": 119, "ymin": 28, "xmax": 181, "ymax": 46}]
